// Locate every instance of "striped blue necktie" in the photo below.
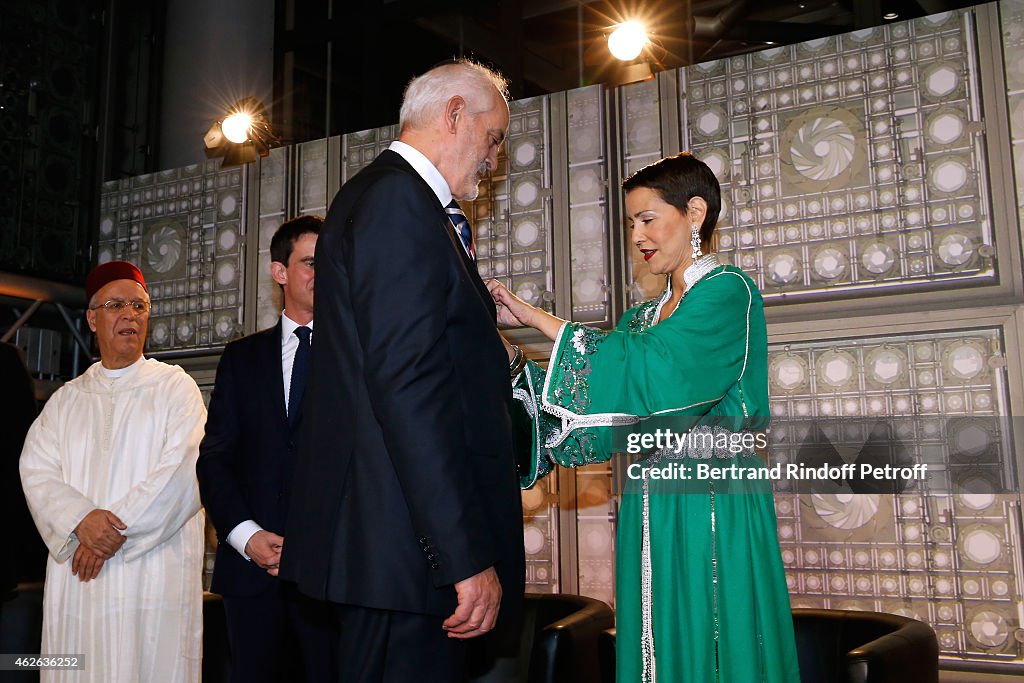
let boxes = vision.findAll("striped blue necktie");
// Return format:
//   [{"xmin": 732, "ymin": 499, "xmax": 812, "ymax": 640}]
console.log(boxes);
[{"xmin": 445, "ymin": 200, "xmax": 475, "ymax": 261}]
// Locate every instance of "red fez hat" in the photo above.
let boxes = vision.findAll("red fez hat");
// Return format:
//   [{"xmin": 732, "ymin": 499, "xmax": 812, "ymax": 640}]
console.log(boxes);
[{"xmin": 86, "ymin": 261, "xmax": 148, "ymax": 303}]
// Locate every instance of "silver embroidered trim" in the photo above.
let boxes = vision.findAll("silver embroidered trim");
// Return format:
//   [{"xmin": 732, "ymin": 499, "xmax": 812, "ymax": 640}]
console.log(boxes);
[
  {"xmin": 641, "ymin": 475, "xmax": 656, "ymax": 683},
  {"xmin": 513, "ymin": 364, "xmax": 547, "ymax": 489},
  {"xmin": 651, "ymin": 254, "xmax": 721, "ymax": 322},
  {"xmin": 570, "ymin": 327, "xmax": 591, "ymax": 355},
  {"xmin": 703, "ymin": 269, "xmax": 754, "ymax": 382},
  {"xmin": 540, "ymin": 261, "xmax": 761, "ymax": 441},
  {"xmin": 711, "ymin": 481, "xmax": 721, "ymax": 682},
  {"xmin": 683, "ymin": 253, "xmax": 720, "ymax": 291}
]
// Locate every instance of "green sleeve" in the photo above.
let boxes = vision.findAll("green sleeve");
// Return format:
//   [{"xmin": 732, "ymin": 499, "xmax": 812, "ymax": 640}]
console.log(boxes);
[
  {"xmin": 545, "ymin": 269, "xmax": 758, "ymax": 419},
  {"xmin": 510, "ymin": 361, "xmax": 554, "ymax": 489},
  {"xmin": 511, "ymin": 358, "xmax": 620, "ymax": 489},
  {"xmin": 511, "ymin": 268, "xmax": 762, "ymax": 489}
]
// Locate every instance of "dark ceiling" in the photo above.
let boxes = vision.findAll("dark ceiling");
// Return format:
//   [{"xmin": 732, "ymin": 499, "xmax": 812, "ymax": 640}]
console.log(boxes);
[
  {"xmin": 278, "ymin": 0, "xmax": 980, "ymax": 139},
  {"xmin": 387, "ymin": 0, "xmax": 977, "ymax": 89}
]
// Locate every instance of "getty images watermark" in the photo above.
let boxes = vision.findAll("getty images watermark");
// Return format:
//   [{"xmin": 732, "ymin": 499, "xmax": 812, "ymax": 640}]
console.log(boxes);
[
  {"xmin": 626, "ymin": 459, "xmax": 929, "ymax": 483},
  {"xmin": 621, "ymin": 425, "xmax": 928, "ymax": 488},
  {"xmin": 611, "ymin": 417, "xmax": 1016, "ymax": 495}
]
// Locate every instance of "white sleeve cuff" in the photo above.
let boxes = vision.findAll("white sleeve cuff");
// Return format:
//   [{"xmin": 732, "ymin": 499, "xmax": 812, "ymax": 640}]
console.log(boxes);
[
  {"xmin": 226, "ymin": 520, "xmax": 263, "ymax": 561},
  {"xmin": 55, "ymin": 532, "xmax": 81, "ymax": 564}
]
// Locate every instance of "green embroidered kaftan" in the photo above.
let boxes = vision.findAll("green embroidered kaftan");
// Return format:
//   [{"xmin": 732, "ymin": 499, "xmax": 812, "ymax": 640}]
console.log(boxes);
[{"xmin": 513, "ymin": 260, "xmax": 800, "ymax": 682}]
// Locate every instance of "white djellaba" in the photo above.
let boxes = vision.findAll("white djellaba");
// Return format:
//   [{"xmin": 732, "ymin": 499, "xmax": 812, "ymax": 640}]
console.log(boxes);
[{"xmin": 20, "ymin": 357, "xmax": 207, "ymax": 683}]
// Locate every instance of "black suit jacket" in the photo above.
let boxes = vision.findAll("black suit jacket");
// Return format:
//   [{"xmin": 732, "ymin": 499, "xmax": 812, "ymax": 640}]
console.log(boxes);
[
  {"xmin": 197, "ymin": 322, "xmax": 297, "ymax": 597},
  {"xmin": 281, "ymin": 150, "xmax": 525, "ymax": 620}
]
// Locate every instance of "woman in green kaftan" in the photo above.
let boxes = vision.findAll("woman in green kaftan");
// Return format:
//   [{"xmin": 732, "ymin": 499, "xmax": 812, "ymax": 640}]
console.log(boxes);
[{"xmin": 490, "ymin": 153, "xmax": 799, "ymax": 682}]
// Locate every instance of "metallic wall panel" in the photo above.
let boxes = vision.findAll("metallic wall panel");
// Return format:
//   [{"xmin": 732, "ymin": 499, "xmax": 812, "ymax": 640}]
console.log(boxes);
[
  {"xmin": 618, "ymin": 79, "xmax": 668, "ymax": 306},
  {"xmin": 97, "ymin": 160, "xmax": 246, "ymax": 351},
  {"xmin": 1004, "ymin": 0, "xmax": 1024, "ymax": 237},
  {"xmin": 466, "ymin": 96, "xmax": 554, "ymax": 315},
  {"xmin": 769, "ymin": 326, "xmax": 1021, "ymax": 664},
  {"xmin": 566, "ymin": 85, "xmax": 614, "ymax": 324},
  {"xmin": 683, "ymin": 10, "xmax": 995, "ymax": 301},
  {"xmin": 254, "ymin": 146, "xmax": 290, "ymax": 333}
]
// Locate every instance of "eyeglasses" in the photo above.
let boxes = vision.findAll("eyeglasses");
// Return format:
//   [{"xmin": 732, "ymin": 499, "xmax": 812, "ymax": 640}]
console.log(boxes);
[{"xmin": 89, "ymin": 299, "xmax": 151, "ymax": 314}]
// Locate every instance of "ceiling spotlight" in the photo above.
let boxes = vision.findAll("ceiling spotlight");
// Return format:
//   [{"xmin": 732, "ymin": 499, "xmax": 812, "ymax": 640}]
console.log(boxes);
[
  {"xmin": 608, "ymin": 21, "xmax": 648, "ymax": 61},
  {"xmin": 204, "ymin": 97, "xmax": 278, "ymax": 167},
  {"xmin": 883, "ymin": 11, "xmax": 899, "ymax": 19}
]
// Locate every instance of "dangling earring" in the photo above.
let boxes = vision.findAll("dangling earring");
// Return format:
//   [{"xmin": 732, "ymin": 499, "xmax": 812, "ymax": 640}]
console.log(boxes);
[{"xmin": 690, "ymin": 223, "xmax": 703, "ymax": 260}]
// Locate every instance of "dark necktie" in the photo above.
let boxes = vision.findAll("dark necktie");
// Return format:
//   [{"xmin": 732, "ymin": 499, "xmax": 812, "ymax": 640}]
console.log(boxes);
[
  {"xmin": 288, "ymin": 326, "xmax": 311, "ymax": 429},
  {"xmin": 445, "ymin": 199, "xmax": 476, "ymax": 261}
]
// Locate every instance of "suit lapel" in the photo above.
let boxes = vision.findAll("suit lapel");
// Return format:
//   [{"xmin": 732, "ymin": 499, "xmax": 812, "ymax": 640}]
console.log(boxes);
[
  {"xmin": 263, "ymin": 321, "xmax": 287, "ymax": 426},
  {"xmin": 377, "ymin": 151, "xmax": 498, "ymax": 320},
  {"xmin": 442, "ymin": 214, "xmax": 498, "ymax": 319}
]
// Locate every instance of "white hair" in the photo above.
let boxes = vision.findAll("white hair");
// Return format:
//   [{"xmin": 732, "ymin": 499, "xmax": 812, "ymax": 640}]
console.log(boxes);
[{"xmin": 398, "ymin": 60, "xmax": 510, "ymax": 132}]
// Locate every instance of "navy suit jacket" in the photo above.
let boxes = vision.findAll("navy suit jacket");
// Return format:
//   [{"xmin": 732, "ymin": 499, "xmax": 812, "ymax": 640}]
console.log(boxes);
[
  {"xmin": 280, "ymin": 150, "xmax": 525, "ymax": 620},
  {"xmin": 197, "ymin": 322, "xmax": 298, "ymax": 597}
]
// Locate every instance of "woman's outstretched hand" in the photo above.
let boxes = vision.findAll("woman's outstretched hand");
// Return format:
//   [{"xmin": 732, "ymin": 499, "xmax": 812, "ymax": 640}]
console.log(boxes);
[
  {"xmin": 487, "ymin": 279, "xmax": 535, "ymax": 328},
  {"xmin": 487, "ymin": 279, "xmax": 566, "ymax": 342}
]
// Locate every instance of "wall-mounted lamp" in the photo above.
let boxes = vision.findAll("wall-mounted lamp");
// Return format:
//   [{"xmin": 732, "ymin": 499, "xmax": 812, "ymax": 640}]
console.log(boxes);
[
  {"xmin": 204, "ymin": 97, "xmax": 278, "ymax": 167},
  {"xmin": 608, "ymin": 21, "xmax": 648, "ymax": 61},
  {"xmin": 606, "ymin": 20, "xmax": 654, "ymax": 87}
]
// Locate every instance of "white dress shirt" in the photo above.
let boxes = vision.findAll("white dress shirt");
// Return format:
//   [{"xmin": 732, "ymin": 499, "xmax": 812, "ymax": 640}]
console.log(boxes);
[
  {"xmin": 388, "ymin": 140, "xmax": 452, "ymax": 206},
  {"xmin": 225, "ymin": 312, "xmax": 313, "ymax": 561},
  {"xmin": 388, "ymin": 140, "xmax": 476, "ymax": 259}
]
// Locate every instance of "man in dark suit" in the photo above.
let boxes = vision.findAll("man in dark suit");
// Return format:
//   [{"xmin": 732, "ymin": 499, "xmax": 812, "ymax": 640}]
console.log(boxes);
[
  {"xmin": 281, "ymin": 60, "xmax": 526, "ymax": 682},
  {"xmin": 197, "ymin": 215, "xmax": 334, "ymax": 683}
]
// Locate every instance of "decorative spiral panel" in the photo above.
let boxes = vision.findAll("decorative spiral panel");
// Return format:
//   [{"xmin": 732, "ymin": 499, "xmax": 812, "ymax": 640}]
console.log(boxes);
[
  {"xmin": 98, "ymin": 160, "xmax": 245, "ymax": 350},
  {"xmin": 463, "ymin": 96, "xmax": 554, "ymax": 316},
  {"xmin": 567, "ymin": 85, "xmax": 613, "ymax": 325},
  {"xmin": 619, "ymin": 80, "xmax": 668, "ymax": 306},
  {"xmin": 1004, "ymin": 0, "xmax": 1024, "ymax": 236},
  {"xmin": 768, "ymin": 327, "xmax": 1023, "ymax": 664},
  {"xmin": 683, "ymin": 10, "xmax": 995, "ymax": 300}
]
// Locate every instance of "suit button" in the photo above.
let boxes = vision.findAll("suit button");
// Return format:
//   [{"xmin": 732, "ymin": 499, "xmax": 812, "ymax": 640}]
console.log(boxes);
[{"xmin": 430, "ymin": 562, "xmax": 440, "ymax": 570}]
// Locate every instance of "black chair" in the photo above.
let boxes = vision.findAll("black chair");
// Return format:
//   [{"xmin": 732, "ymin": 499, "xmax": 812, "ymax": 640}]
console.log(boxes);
[
  {"xmin": 792, "ymin": 608, "xmax": 938, "ymax": 683},
  {"xmin": 597, "ymin": 608, "xmax": 938, "ymax": 683},
  {"xmin": 199, "ymin": 590, "xmax": 614, "ymax": 683},
  {"xmin": 468, "ymin": 592, "xmax": 615, "ymax": 683},
  {"xmin": 2, "ymin": 583, "xmax": 234, "ymax": 683},
  {"xmin": 598, "ymin": 628, "xmax": 617, "ymax": 683},
  {"xmin": 0, "ymin": 582, "xmax": 44, "ymax": 683}
]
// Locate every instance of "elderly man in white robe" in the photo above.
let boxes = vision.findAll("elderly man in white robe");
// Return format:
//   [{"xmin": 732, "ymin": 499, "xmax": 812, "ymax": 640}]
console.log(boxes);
[{"xmin": 20, "ymin": 261, "xmax": 207, "ymax": 683}]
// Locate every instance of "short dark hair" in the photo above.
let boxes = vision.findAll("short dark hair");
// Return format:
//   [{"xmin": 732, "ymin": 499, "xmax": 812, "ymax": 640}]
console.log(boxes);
[
  {"xmin": 270, "ymin": 215, "xmax": 323, "ymax": 265},
  {"xmin": 622, "ymin": 152, "xmax": 722, "ymax": 249}
]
